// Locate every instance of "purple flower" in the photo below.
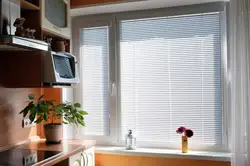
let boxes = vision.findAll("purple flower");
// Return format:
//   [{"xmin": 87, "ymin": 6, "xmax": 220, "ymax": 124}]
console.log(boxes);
[
  {"xmin": 176, "ymin": 126, "xmax": 186, "ymax": 134},
  {"xmin": 185, "ymin": 129, "xmax": 194, "ymax": 138}
]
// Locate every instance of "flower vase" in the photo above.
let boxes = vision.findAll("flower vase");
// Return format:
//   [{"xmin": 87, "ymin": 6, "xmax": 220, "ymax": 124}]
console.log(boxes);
[{"xmin": 182, "ymin": 136, "xmax": 188, "ymax": 153}]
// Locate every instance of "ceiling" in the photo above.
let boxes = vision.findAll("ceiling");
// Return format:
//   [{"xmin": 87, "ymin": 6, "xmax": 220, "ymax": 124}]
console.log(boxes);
[{"xmin": 71, "ymin": 0, "xmax": 229, "ymax": 16}]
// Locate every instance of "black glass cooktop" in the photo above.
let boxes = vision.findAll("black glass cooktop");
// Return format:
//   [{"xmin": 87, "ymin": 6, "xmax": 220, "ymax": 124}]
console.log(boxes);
[{"xmin": 0, "ymin": 148, "xmax": 62, "ymax": 166}]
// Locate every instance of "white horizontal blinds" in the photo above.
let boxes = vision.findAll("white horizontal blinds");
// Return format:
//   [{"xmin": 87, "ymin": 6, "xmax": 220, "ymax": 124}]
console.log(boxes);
[
  {"xmin": 120, "ymin": 13, "xmax": 222, "ymax": 146},
  {"xmin": 80, "ymin": 26, "xmax": 110, "ymax": 136}
]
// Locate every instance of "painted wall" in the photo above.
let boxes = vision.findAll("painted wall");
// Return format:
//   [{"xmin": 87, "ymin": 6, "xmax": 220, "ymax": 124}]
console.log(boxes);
[
  {"xmin": 71, "ymin": 0, "xmax": 120, "ymax": 8},
  {"xmin": 0, "ymin": 87, "xmax": 63, "ymax": 145},
  {"xmin": 95, "ymin": 154, "xmax": 230, "ymax": 166},
  {"xmin": 0, "ymin": 88, "xmax": 40, "ymax": 147}
]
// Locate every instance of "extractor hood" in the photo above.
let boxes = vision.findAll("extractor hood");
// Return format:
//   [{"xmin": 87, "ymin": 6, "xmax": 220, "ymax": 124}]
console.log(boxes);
[{"xmin": 0, "ymin": 35, "xmax": 49, "ymax": 51}]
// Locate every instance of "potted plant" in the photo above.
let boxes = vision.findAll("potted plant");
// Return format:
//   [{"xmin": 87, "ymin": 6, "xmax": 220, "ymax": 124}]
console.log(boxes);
[{"xmin": 19, "ymin": 94, "xmax": 88, "ymax": 144}]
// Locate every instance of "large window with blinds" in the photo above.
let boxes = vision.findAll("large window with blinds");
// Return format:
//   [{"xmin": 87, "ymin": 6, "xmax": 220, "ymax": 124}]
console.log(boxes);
[
  {"xmin": 74, "ymin": 6, "xmax": 227, "ymax": 150},
  {"xmin": 120, "ymin": 13, "xmax": 222, "ymax": 148}
]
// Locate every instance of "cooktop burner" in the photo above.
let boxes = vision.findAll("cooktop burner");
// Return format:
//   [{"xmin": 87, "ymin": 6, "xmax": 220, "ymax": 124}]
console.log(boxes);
[{"xmin": 0, "ymin": 148, "xmax": 62, "ymax": 166}]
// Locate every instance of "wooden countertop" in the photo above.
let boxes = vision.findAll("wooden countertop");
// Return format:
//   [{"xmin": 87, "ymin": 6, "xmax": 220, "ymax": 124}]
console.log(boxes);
[{"xmin": 16, "ymin": 139, "xmax": 96, "ymax": 166}]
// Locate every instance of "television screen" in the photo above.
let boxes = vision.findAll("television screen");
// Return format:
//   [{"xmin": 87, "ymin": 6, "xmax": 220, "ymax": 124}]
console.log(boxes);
[
  {"xmin": 53, "ymin": 54, "xmax": 74, "ymax": 79},
  {"xmin": 45, "ymin": 0, "xmax": 67, "ymax": 28}
]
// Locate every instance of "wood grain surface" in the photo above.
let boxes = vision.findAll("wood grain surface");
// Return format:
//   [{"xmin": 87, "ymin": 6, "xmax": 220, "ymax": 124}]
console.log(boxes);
[
  {"xmin": 0, "ymin": 51, "xmax": 43, "ymax": 87},
  {"xmin": 71, "ymin": 0, "xmax": 120, "ymax": 8},
  {"xmin": 16, "ymin": 139, "xmax": 96, "ymax": 166},
  {"xmin": 95, "ymin": 153, "xmax": 231, "ymax": 166}
]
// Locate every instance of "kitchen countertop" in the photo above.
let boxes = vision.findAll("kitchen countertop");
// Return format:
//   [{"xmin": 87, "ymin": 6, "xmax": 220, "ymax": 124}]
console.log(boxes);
[{"xmin": 14, "ymin": 139, "xmax": 96, "ymax": 166}]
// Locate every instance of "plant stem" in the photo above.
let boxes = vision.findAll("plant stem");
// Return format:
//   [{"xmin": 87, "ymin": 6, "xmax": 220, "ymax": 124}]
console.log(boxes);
[{"xmin": 52, "ymin": 112, "xmax": 54, "ymax": 124}]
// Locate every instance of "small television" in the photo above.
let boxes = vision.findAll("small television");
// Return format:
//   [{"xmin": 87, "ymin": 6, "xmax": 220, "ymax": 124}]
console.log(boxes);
[
  {"xmin": 43, "ymin": 51, "xmax": 79, "ymax": 86},
  {"xmin": 41, "ymin": 0, "xmax": 70, "ymax": 38}
]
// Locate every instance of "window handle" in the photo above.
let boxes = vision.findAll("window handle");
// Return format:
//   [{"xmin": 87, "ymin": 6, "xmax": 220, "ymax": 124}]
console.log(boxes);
[{"xmin": 110, "ymin": 82, "xmax": 116, "ymax": 96}]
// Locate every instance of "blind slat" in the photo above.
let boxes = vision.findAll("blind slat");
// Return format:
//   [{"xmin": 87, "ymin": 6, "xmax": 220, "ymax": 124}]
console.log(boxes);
[{"xmin": 80, "ymin": 26, "xmax": 110, "ymax": 136}]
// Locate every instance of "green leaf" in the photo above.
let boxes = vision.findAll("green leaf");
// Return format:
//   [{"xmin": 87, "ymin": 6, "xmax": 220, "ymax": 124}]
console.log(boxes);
[
  {"xmin": 34, "ymin": 116, "xmax": 43, "ymax": 123},
  {"xmin": 19, "ymin": 110, "xmax": 24, "ymax": 114},
  {"xmin": 66, "ymin": 105, "xmax": 73, "ymax": 110},
  {"xmin": 44, "ymin": 112, "xmax": 49, "ymax": 121},
  {"xmin": 46, "ymin": 100, "xmax": 55, "ymax": 106},
  {"xmin": 62, "ymin": 121, "xmax": 68, "ymax": 124},
  {"xmin": 19, "ymin": 105, "xmax": 29, "ymax": 114},
  {"xmin": 29, "ymin": 107, "xmax": 37, "ymax": 123},
  {"xmin": 38, "ymin": 95, "xmax": 44, "ymax": 101},
  {"xmin": 67, "ymin": 118, "xmax": 74, "ymax": 124},
  {"xmin": 74, "ymin": 103, "xmax": 81, "ymax": 108},
  {"xmin": 57, "ymin": 108, "xmax": 63, "ymax": 113},
  {"xmin": 20, "ymin": 101, "xmax": 34, "ymax": 117},
  {"xmin": 77, "ymin": 118, "xmax": 85, "ymax": 126},
  {"xmin": 79, "ymin": 110, "xmax": 88, "ymax": 115},
  {"xmin": 78, "ymin": 115, "xmax": 84, "ymax": 120},
  {"xmin": 57, "ymin": 103, "xmax": 66, "ymax": 107},
  {"xmin": 64, "ymin": 113, "xmax": 70, "ymax": 117},
  {"xmin": 72, "ymin": 109, "xmax": 77, "ymax": 114},
  {"xmin": 36, "ymin": 103, "xmax": 40, "ymax": 113},
  {"xmin": 56, "ymin": 113, "xmax": 63, "ymax": 118},
  {"xmin": 23, "ymin": 107, "xmax": 30, "ymax": 118},
  {"xmin": 75, "ymin": 113, "xmax": 81, "ymax": 118},
  {"xmin": 28, "ymin": 94, "xmax": 35, "ymax": 100},
  {"xmin": 38, "ymin": 105, "xmax": 46, "ymax": 115}
]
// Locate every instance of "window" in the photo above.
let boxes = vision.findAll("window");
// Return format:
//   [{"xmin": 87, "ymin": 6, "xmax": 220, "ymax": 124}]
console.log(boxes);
[
  {"xmin": 120, "ymin": 13, "xmax": 222, "ymax": 148},
  {"xmin": 72, "ymin": 5, "xmax": 227, "ymax": 150},
  {"xmin": 79, "ymin": 26, "xmax": 110, "ymax": 136}
]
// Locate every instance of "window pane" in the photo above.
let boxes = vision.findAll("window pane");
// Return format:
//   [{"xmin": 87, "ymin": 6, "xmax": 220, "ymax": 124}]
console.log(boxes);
[
  {"xmin": 80, "ymin": 27, "xmax": 110, "ymax": 136},
  {"xmin": 120, "ymin": 13, "xmax": 222, "ymax": 147}
]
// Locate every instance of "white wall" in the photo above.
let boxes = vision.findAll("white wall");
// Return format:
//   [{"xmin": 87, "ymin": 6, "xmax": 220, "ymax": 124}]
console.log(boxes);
[{"xmin": 62, "ymin": 88, "xmax": 76, "ymax": 139}]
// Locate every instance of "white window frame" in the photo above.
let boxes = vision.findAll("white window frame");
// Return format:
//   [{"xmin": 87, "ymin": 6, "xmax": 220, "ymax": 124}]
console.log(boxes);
[
  {"xmin": 71, "ymin": 2, "xmax": 230, "ymax": 152},
  {"xmin": 72, "ymin": 16, "xmax": 118, "ymax": 145}
]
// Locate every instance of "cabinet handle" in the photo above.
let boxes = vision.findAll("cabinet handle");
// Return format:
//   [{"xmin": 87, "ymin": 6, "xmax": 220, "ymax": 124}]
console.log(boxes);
[
  {"xmin": 86, "ymin": 154, "xmax": 88, "ymax": 166},
  {"xmin": 80, "ymin": 153, "xmax": 84, "ymax": 166},
  {"xmin": 110, "ymin": 82, "xmax": 116, "ymax": 96},
  {"xmin": 81, "ymin": 152, "xmax": 87, "ymax": 166}
]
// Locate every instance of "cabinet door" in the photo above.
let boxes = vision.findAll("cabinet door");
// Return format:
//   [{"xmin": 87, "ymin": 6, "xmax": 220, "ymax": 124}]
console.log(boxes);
[
  {"xmin": 86, "ymin": 153, "xmax": 94, "ymax": 166},
  {"xmin": 41, "ymin": 0, "xmax": 71, "ymax": 38}
]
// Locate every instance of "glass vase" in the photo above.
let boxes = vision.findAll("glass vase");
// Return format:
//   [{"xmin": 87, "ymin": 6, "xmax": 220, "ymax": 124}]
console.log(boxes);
[{"xmin": 182, "ymin": 136, "xmax": 188, "ymax": 153}]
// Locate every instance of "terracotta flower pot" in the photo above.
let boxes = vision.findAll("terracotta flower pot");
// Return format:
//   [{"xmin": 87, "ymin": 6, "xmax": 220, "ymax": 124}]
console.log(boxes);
[{"xmin": 44, "ymin": 123, "xmax": 63, "ymax": 144}]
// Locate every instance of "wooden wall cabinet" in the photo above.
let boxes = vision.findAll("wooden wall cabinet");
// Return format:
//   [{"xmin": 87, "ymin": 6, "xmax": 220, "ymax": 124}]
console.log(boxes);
[
  {"xmin": 41, "ymin": 0, "xmax": 71, "ymax": 39},
  {"xmin": 0, "ymin": 51, "xmax": 44, "ymax": 88},
  {"xmin": 71, "ymin": 0, "xmax": 120, "ymax": 8},
  {"xmin": 20, "ymin": 0, "xmax": 71, "ymax": 43},
  {"xmin": 0, "ymin": 0, "xmax": 71, "ymax": 88}
]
